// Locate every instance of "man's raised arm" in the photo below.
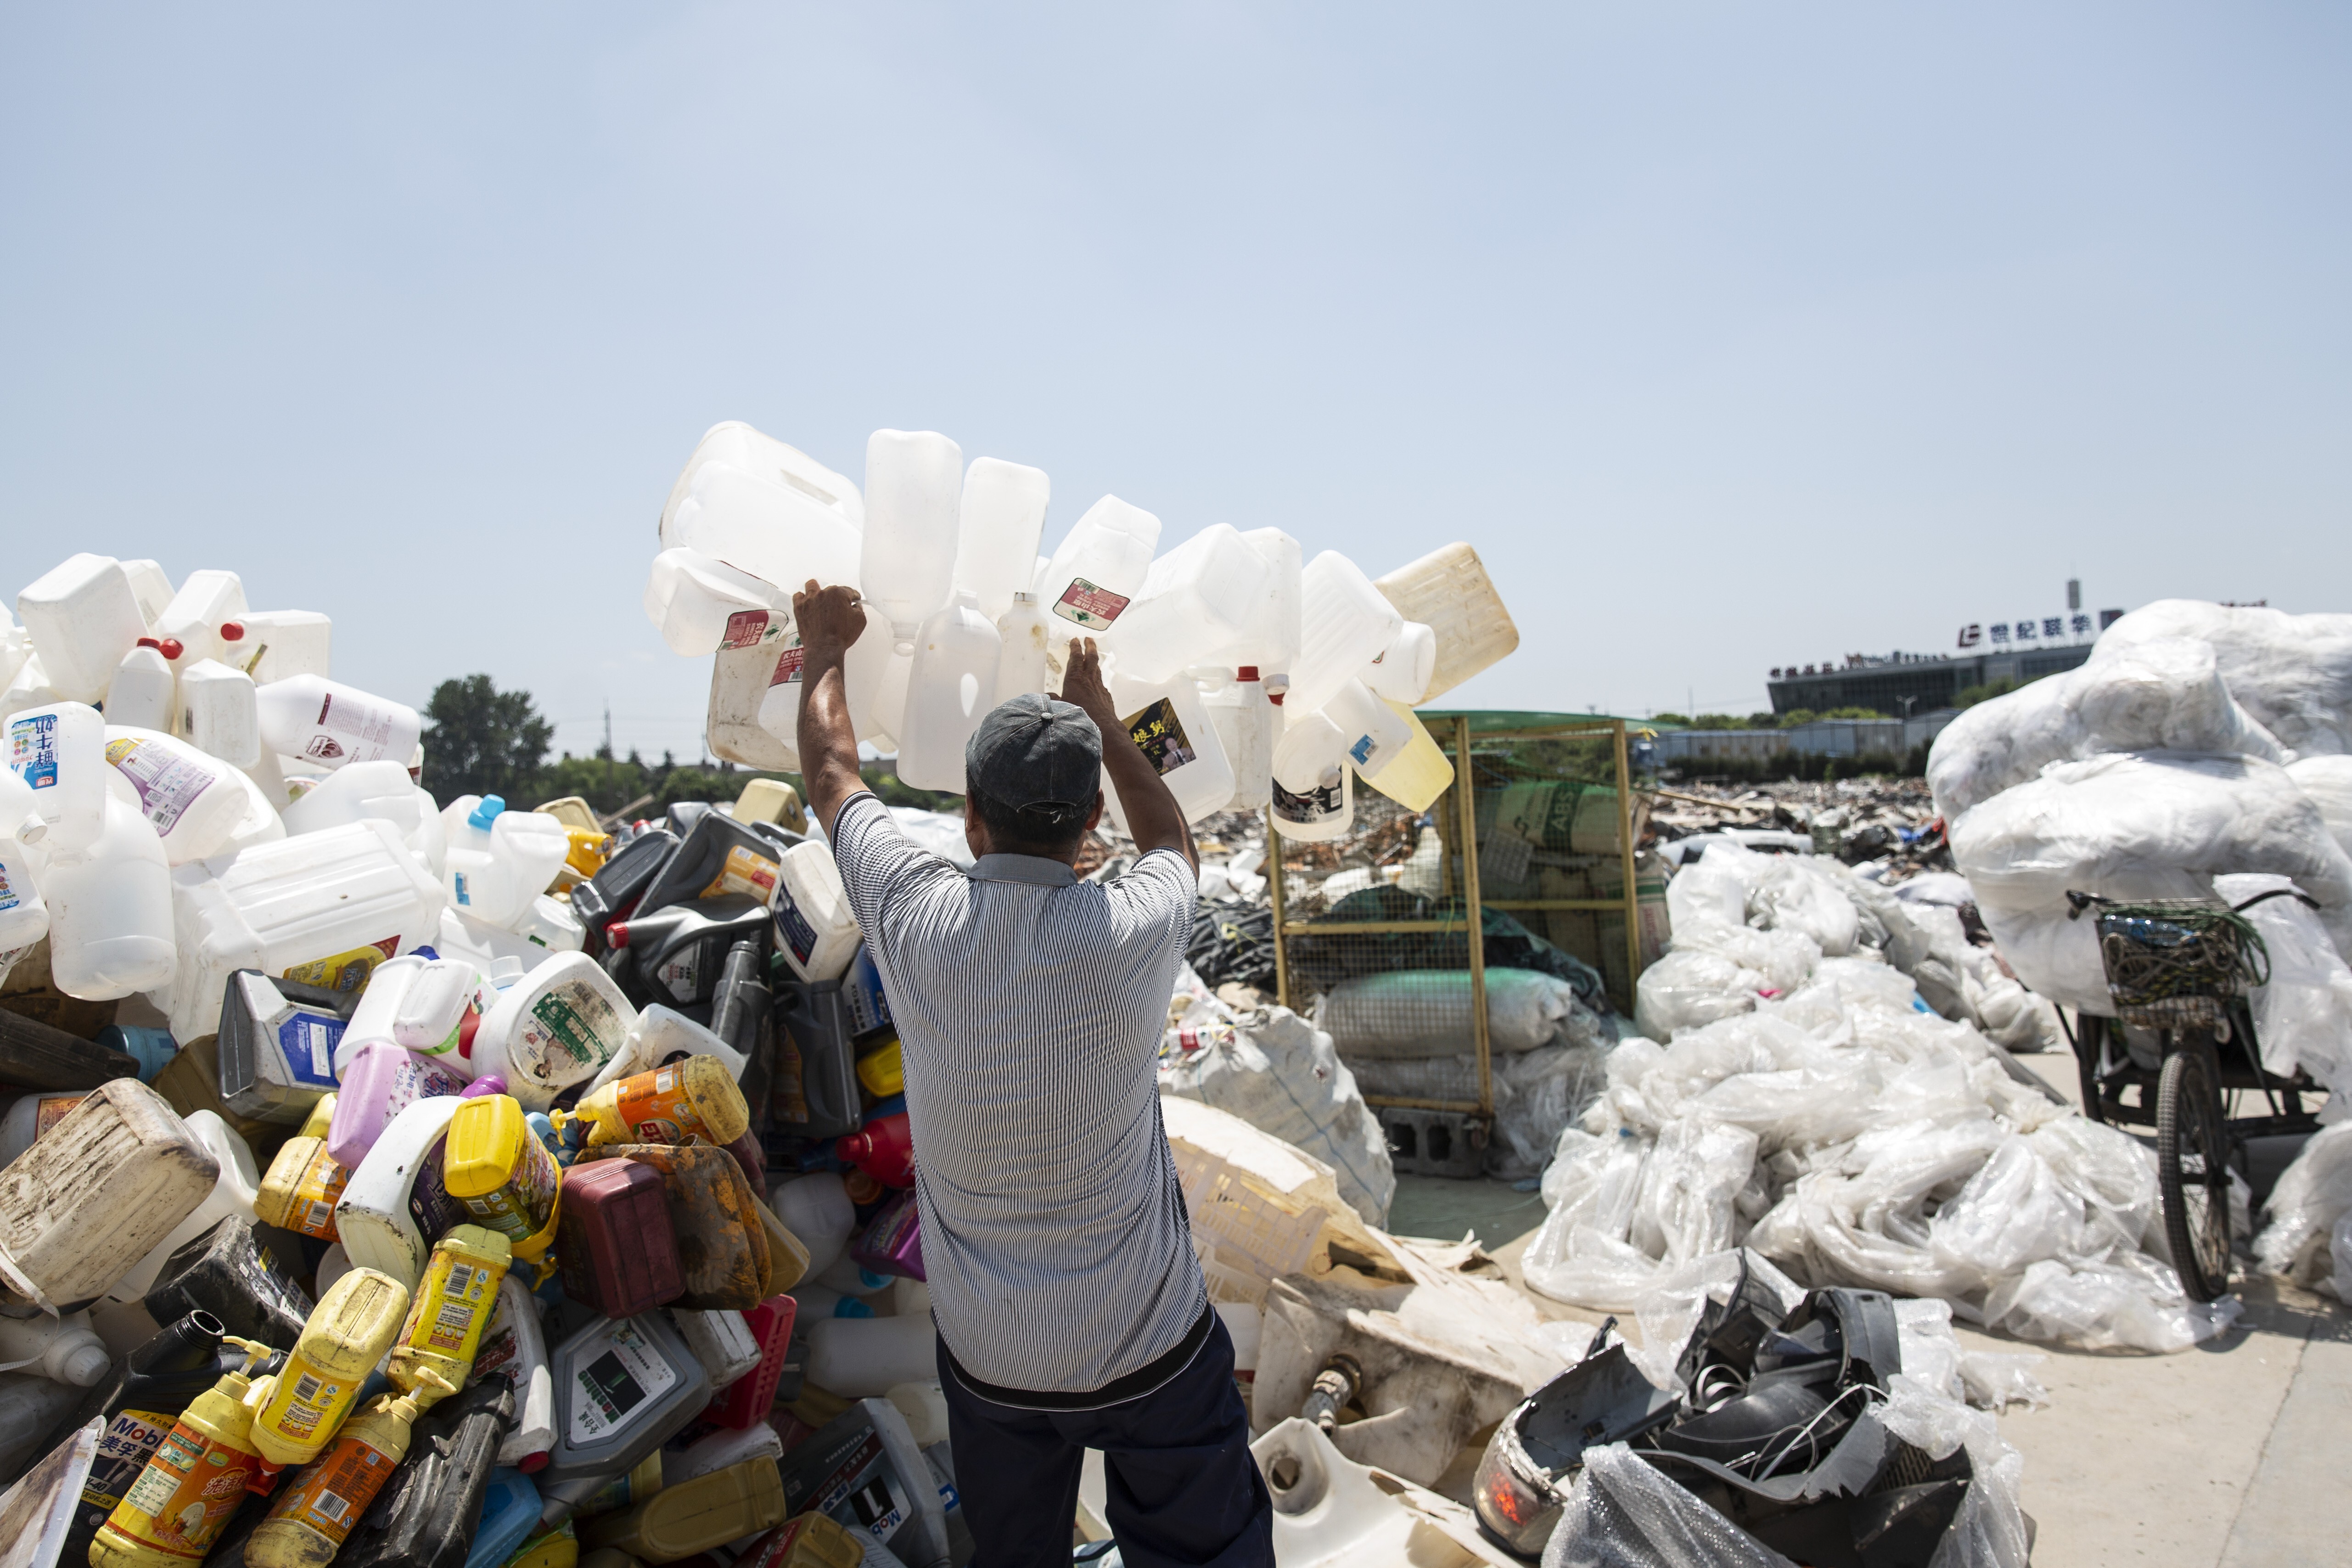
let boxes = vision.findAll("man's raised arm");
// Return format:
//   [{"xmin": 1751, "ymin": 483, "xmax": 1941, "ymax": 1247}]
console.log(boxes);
[{"xmin": 793, "ymin": 581, "xmax": 869, "ymax": 836}]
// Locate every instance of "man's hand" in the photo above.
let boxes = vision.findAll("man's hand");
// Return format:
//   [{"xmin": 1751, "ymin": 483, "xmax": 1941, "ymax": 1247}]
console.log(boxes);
[
  {"xmin": 1055, "ymin": 637, "xmax": 1119, "ymax": 731},
  {"xmin": 794, "ymin": 581, "xmax": 866, "ymax": 654}
]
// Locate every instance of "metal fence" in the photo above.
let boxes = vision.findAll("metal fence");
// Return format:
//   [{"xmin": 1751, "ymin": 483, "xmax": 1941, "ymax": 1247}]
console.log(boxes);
[{"xmin": 1267, "ymin": 714, "xmax": 1648, "ymax": 1121}]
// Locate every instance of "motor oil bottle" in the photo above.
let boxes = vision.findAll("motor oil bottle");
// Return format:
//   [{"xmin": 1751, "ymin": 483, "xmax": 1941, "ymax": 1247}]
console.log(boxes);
[
  {"xmin": 256, "ymin": 1096, "xmax": 349, "ymax": 1242},
  {"xmin": 89, "ymin": 1335, "xmax": 275, "ymax": 1568},
  {"xmin": 249, "ymin": 1268, "xmax": 412, "ymax": 1467},
  {"xmin": 570, "ymin": 1057, "xmax": 749, "ymax": 1151},
  {"xmin": 578, "ymin": 1456, "xmax": 786, "ymax": 1562},
  {"xmin": 442, "ymin": 1095, "xmax": 564, "ymax": 1261},
  {"xmin": 629, "ymin": 812, "xmax": 783, "ymax": 921},
  {"xmin": 770, "ymin": 982, "xmax": 862, "ymax": 1140},
  {"xmin": 534, "ymin": 1313, "xmax": 711, "ymax": 1515},
  {"xmin": 611, "ymin": 1143, "xmax": 775, "ymax": 1311},
  {"xmin": 52, "ymin": 1313, "xmax": 244, "ymax": 1558},
  {"xmin": 245, "ymin": 1370, "xmax": 451, "ymax": 1568},
  {"xmin": 141, "ymin": 1218, "xmax": 316, "ymax": 1352},
  {"xmin": 387, "ymin": 1225, "xmax": 511, "ymax": 1399},
  {"xmin": 710, "ymin": 941, "xmax": 771, "ymax": 1129},
  {"xmin": 606, "ymin": 897, "xmax": 771, "ymax": 1010},
  {"xmin": 335, "ymin": 1377, "xmax": 516, "ymax": 1568},
  {"xmin": 571, "ymin": 828, "xmax": 679, "ymax": 956},
  {"xmin": 736, "ymin": 1511, "xmax": 866, "ymax": 1568}
]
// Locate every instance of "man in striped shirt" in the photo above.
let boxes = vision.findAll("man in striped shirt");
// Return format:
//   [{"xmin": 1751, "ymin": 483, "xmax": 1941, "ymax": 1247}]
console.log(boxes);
[{"xmin": 794, "ymin": 581, "xmax": 1273, "ymax": 1568}]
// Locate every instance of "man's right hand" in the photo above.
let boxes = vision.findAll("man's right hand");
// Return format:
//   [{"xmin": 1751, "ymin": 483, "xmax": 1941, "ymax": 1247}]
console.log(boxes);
[
  {"xmin": 1055, "ymin": 636, "xmax": 1199, "ymax": 874},
  {"xmin": 794, "ymin": 581, "xmax": 866, "ymax": 654}
]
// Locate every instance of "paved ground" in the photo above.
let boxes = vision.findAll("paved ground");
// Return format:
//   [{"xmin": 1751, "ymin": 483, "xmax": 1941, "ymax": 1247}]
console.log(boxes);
[{"xmin": 1385, "ymin": 1055, "xmax": 2352, "ymax": 1568}]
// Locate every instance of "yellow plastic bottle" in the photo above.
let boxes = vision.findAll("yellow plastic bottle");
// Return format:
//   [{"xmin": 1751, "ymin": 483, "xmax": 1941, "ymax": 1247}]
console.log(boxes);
[
  {"xmin": 578, "ymin": 1458, "xmax": 786, "ymax": 1561},
  {"xmin": 443, "ymin": 1095, "xmax": 564, "ymax": 1260},
  {"xmin": 573, "ymin": 1451, "xmax": 662, "ymax": 1521},
  {"xmin": 387, "ymin": 1224, "xmax": 511, "ymax": 1399},
  {"xmin": 256, "ymin": 1095, "xmax": 350, "ymax": 1241},
  {"xmin": 1359, "ymin": 699, "xmax": 1454, "ymax": 813},
  {"xmin": 854, "ymin": 1035, "xmax": 903, "ymax": 1098},
  {"xmin": 91, "ymin": 1338, "xmax": 275, "ymax": 1568},
  {"xmin": 250, "ymin": 1267, "xmax": 411, "ymax": 1468},
  {"xmin": 571, "ymin": 1057, "xmax": 748, "ymax": 1149},
  {"xmin": 505, "ymin": 1521, "xmax": 581, "ymax": 1568},
  {"xmin": 245, "ymin": 1370, "xmax": 452, "ymax": 1568},
  {"xmin": 740, "ymin": 1512, "xmax": 866, "ymax": 1568}
]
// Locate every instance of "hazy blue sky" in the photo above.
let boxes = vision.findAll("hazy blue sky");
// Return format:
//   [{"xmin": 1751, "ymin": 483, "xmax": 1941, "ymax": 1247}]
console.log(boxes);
[{"xmin": 5, "ymin": 4, "xmax": 2346, "ymax": 759}]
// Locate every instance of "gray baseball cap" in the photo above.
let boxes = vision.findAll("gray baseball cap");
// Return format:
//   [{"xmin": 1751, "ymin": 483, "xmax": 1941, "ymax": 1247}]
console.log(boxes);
[{"xmin": 965, "ymin": 693, "xmax": 1102, "ymax": 819}]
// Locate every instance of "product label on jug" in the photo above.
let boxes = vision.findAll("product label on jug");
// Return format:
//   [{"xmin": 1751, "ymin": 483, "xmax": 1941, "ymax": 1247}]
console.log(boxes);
[
  {"xmin": 284, "ymin": 937, "xmax": 399, "ymax": 994},
  {"xmin": 79, "ymin": 1408, "xmax": 176, "ymax": 1521},
  {"xmin": 1051, "ymin": 577, "xmax": 1130, "ymax": 629},
  {"xmin": 263, "ymin": 1433, "xmax": 397, "ymax": 1548},
  {"xmin": 657, "ymin": 949, "xmax": 704, "ymax": 1003},
  {"xmin": 0, "ymin": 863, "xmax": 17, "ymax": 913},
  {"xmin": 769, "ymin": 638, "xmax": 805, "ymax": 686},
  {"xmin": 700, "ymin": 843, "xmax": 780, "ymax": 903},
  {"xmin": 413, "ymin": 1256, "xmax": 498, "ymax": 1355},
  {"xmin": 1120, "ymin": 698, "xmax": 1197, "ymax": 776},
  {"xmin": 1271, "ymin": 776, "xmax": 1344, "ymax": 828},
  {"xmin": 407, "ymin": 1138, "xmax": 469, "ymax": 1242},
  {"xmin": 802, "ymin": 1429, "xmax": 915, "ymax": 1544},
  {"xmin": 775, "ymin": 889, "xmax": 821, "ymax": 965},
  {"xmin": 568, "ymin": 1319, "xmax": 678, "ymax": 1442},
  {"xmin": 265, "ymin": 1360, "xmax": 349, "ymax": 1447},
  {"xmin": 7, "ymin": 714, "xmax": 59, "ymax": 789},
  {"xmin": 310, "ymin": 691, "xmax": 400, "ymax": 763},
  {"xmin": 519, "ymin": 979, "xmax": 624, "ymax": 1084},
  {"xmin": 273, "ymin": 1010, "xmax": 344, "ymax": 1088},
  {"xmin": 457, "ymin": 1133, "xmax": 560, "ymax": 1242},
  {"xmin": 285, "ymin": 1143, "xmax": 349, "ymax": 1237},
  {"xmin": 103, "ymin": 736, "xmax": 220, "ymax": 835},
  {"xmin": 720, "ymin": 609, "xmax": 775, "ymax": 649},
  {"xmin": 117, "ymin": 1421, "xmax": 258, "ymax": 1557},
  {"xmin": 614, "ymin": 1066, "xmax": 706, "ymax": 1144}
]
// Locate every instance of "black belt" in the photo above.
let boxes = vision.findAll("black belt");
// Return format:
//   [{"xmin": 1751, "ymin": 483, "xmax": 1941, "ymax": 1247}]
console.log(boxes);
[{"xmin": 939, "ymin": 1298, "xmax": 1217, "ymax": 1413}]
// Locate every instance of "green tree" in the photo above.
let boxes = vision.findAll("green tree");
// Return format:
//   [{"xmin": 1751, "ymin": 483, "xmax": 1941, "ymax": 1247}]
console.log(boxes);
[{"xmin": 420, "ymin": 674, "xmax": 555, "ymax": 804}]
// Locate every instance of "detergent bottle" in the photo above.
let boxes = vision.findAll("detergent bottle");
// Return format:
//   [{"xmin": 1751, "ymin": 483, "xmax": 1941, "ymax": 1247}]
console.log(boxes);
[
  {"xmin": 584, "ymin": 1006, "xmax": 747, "ymax": 1096},
  {"xmin": 469, "ymin": 952, "xmax": 636, "ymax": 1112},
  {"xmin": 835, "ymin": 1111, "xmax": 915, "ymax": 1188},
  {"xmin": 442, "ymin": 1096, "xmax": 563, "ymax": 1259},
  {"xmin": 248, "ymin": 1268, "xmax": 412, "ymax": 1467},
  {"xmin": 892, "ymin": 591, "xmax": 1002, "ymax": 794},
  {"xmin": 440, "ymin": 796, "xmax": 572, "ymax": 932},
  {"xmin": 258, "ymin": 1100, "xmax": 353, "ymax": 1241},
  {"xmin": 88, "ymin": 1334, "xmax": 274, "ymax": 1568},
  {"xmin": 327, "ymin": 1041, "xmax": 468, "ymax": 1169},
  {"xmin": 14, "ymin": 556, "xmax": 146, "ymax": 704},
  {"xmin": 771, "ymin": 839, "xmax": 859, "ymax": 983},
  {"xmin": 101, "ymin": 725, "xmax": 264, "ymax": 864},
  {"xmin": 253, "ymin": 675, "xmax": 421, "ymax": 771},
  {"xmin": 850, "ymin": 1190, "xmax": 924, "ymax": 1281},
  {"xmin": 0, "ymin": 1309, "xmax": 111, "ymax": 1386},
  {"xmin": 392, "ymin": 954, "xmax": 498, "ymax": 1068},
  {"xmin": 332, "ymin": 1095, "xmax": 465, "ymax": 1289},
  {"xmin": 388, "ymin": 1225, "xmax": 510, "ymax": 1400},
  {"xmin": 107, "ymin": 642, "xmax": 178, "ymax": 734},
  {"xmin": 245, "ymin": 1370, "xmax": 452, "ymax": 1568},
  {"xmin": 571, "ymin": 1057, "xmax": 750, "ymax": 1150},
  {"xmin": 52, "ymin": 1313, "xmax": 241, "ymax": 1559}
]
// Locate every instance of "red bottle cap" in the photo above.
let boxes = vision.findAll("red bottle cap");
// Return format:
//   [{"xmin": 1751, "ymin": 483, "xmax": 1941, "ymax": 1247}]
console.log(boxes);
[
  {"xmin": 157, "ymin": 637, "xmax": 185, "ymax": 660},
  {"xmin": 1238, "ymin": 666, "xmax": 1259, "ymax": 681},
  {"xmin": 137, "ymin": 636, "xmax": 161, "ymax": 651},
  {"xmin": 606, "ymin": 923, "xmax": 632, "ymax": 950},
  {"xmin": 221, "ymin": 621, "xmax": 246, "ymax": 641}
]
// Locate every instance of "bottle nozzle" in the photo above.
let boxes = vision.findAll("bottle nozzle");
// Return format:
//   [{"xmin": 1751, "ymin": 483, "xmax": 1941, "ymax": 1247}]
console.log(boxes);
[{"xmin": 224, "ymin": 1334, "xmax": 273, "ymax": 1376}]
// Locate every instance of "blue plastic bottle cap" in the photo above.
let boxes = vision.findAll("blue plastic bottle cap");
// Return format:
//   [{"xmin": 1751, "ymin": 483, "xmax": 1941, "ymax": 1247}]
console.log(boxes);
[
  {"xmin": 837, "ymin": 1299, "xmax": 875, "ymax": 1319},
  {"xmin": 859, "ymin": 1268, "xmax": 889, "ymax": 1290},
  {"xmin": 468, "ymin": 795, "xmax": 507, "ymax": 830}
]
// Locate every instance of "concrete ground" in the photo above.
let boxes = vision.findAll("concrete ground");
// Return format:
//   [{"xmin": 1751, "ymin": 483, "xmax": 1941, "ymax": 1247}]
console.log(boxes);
[{"xmin": 1384, "ymin": 1052, "xmax": 2352, "ymax": 1568}]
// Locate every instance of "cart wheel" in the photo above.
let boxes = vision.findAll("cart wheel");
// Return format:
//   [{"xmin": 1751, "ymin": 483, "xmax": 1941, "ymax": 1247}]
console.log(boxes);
[
  {"xmin": 2074, "ymin": 1014, "xmax": 2108, "ymax": 1124},
  {"xmin": 2157, "ymin": 1045, "xmax": 2232, "ymax": 1302}
]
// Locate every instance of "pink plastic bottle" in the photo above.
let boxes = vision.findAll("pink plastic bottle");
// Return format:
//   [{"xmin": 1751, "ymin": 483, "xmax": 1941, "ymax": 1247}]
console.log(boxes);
[
  {"xmin": 834, "ymin": 1112, "xmax": 915, "ymax": 1189},
  {"xmin": 328, "ymin": 1041, "xmax": 469, "ymax": 1168}
]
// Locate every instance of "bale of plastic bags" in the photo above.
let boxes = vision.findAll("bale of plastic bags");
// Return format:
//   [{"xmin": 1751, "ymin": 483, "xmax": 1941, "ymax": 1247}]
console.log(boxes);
[
  {"xmin": 1319, "ymin": 967, "xmax": 1594, "ymax": 1057},
  {"xmin": 2091, "ymin": 598, "xmax": 2352, "ymax": 759}
]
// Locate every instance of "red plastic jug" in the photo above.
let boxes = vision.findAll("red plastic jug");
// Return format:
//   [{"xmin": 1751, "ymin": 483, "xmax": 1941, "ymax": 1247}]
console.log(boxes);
[{"xmin": 834, "ymin": 1112, "xmax": 914, "ymax": 1189}]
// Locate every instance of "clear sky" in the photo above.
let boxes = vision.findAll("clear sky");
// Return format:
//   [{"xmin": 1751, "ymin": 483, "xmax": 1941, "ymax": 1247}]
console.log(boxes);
[{"xmin": 4, "ymin": 4, "xmax": 2345, "ymax": 759}]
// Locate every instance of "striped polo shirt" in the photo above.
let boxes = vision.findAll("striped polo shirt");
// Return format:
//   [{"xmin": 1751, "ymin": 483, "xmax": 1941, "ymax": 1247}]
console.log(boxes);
[{"xmin": 827, "ymin": 791, "xmax": 1208, "ymax": 1396}]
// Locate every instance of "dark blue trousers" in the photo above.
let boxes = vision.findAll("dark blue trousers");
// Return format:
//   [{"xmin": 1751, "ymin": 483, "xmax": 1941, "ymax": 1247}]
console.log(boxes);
[{"xmin": 936, "ymin": 1314, "xmax": 1274, "ymax": 1568}]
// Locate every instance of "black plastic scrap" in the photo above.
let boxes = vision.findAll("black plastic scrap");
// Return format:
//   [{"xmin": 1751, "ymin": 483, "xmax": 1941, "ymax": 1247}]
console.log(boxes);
[{"xmin": 1472, "ymin": 1261, "xmax": 1974, "ymax": 1567}]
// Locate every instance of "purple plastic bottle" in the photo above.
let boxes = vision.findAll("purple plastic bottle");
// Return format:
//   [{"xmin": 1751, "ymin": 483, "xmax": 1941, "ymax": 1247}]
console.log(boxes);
[
  {"xmin": 327, "ymin": 1041, "xmax": 469, "ymax": 1168},
  {"xmin": 850, "ymin": 1189, "xmax": 924, "ymax": 1281}
]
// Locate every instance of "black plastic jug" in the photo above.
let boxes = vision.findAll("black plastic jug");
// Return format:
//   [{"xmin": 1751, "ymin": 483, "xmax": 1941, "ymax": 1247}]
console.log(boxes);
[
  {"xmin": 712, "ymin": 939, "xmax": 775, "ymax": 1126},
  {"xmin": 574, "ymin": 827, "xmax": 682, "ymax": 956},
  {"xmin": 143, "ymin": 1217, "xmax": 316, "ymax": 1350},
  {"xmin": 337, "ymin": 1376, "xmax": 517, "ymax": 1568},
  {"xmin": 608, "ymin": 896, "xmax": 773, "ymax": 1010},
  {"xmin": 772, "ymin": 978, "xmax": 864, "ymax": 1139},
  {"xmin": 632, "ymin": 813, "xmax": 786, "ymax": 921}
]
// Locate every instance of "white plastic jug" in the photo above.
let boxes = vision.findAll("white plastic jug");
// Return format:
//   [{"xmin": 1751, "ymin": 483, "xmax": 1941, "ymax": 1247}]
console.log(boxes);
[
  {"xmin": 843, "ymin": 617, "xmax": 910, "ymax": 748},
  {"xmin": 1289, "ymin": 552, "xmax": 1403, "ymax": 718},
  {"xmin": 1361, "ymin": 621, "xmax": 1435, "ymax": 705},
  {"xmin": 107, "ymin": 643, "xmax": 178, "ymax": 733},
  {"xmin": 584, "ymin": 1004, "xmax": 747, "ymax": 1094},
  {"xmin": 771, "ymin": 1172, "xmax": 856, "ymax": 1278},
  {"xmin": 747, "ymin": 639, "xmax": 806, "ymax": 770},
  {"xmin": 1229, "ymin": 529, "xmax": 1303, "ymax": 680},
  {"xmin": 1271, "ymin": 758, "xmax": 1353, "ymax": 844},
  {"xmin": 952, "ymin": 458, "xmax": 1051, "ymax": 623},
  {"xmin": 222, "ymin": 609, "xmax": 332, "ymax": 685},
  {"xmin": 334, "ymin": 1094, "xmax": 464, "ymax": 1288},
  {"xmin": 1112, "ymin": 524, "xmax": 1273, "ymax": 684},
  {"xmin": 659, "ymin": 420, "xmax": 864, "ymax": 538},
  {"xmin": 0, "ymin": 822, "xmax": 50, "ymax": 955},
  {"xmin": 0, "ymin": 1309, "xmax": 110, "ymax": 1385},
  {"xmin": 335, "ymin": 952, "xmax": 427, "ymax": 1071},
  {"xmin": 1102, "ymin": 671, "xmax": 1235, "ymax": 830},
  {"xmin": 44, "ymin": 791, "xmax": 176, "ymax": 1000},
  {"xmin": 643, "ymin": 548, "xmax": 796, "ymax": 656},
  {"xmin": 101, "ymin": 726, "xmax": 264, "ymax": 864},
  {"xmin": 1316, "ymin": 679, "xmax": 1413, "ymax": 778},
  {"xmin": 15, "ymin": 555, "xmax": 146, "ymax": 703},
  {"xmin": 1038, "ymin": 496, "xmax": 1161, "ymax": 637},
  {"xmin": 469, "ymin": 950, "xmax": 636, "ymax": 1110},
  {"xmin": 440, "ymin": 796, "xmax": 573, "ymax": 930},
  {"xmin": 7, "ymin": 701, "xmax": 109, "ymax": 854},
  {"xmin": 179, "ymin": 658, "xmax": 262, "ymax": 767},
  {"xmin": 0, "ymin": 653, "xmax": 62, "ymax": 728},
  {"xmin": 0, "ymin": 624, "xmax": 27, "ymax": 694},
  {"xmin": 804, "ymin": 1315, "xmax": 939, "ymax": 1399},
  {"xmin": 255, "ymin": 674, "xmax": 421, "ymax": 770},
  {"xmin": 162, "ymin": 816, "xmax": 447, "ymax": 1043},
  {"xmin": 991, "ymin": 593, "xmax": 1053, "ymax": 708},
  {"xmin": 121, "ymin": 560, "xmax": 176, "ymax": 629},
  {"xmin": 153, "ymin": 569, "xmax": 248, "ymax": 670},
  {"xmin": 1204, "ymin": 669, "xmax": 1274, "ymax": 812},
  {"xmin": 885, "ymin": 1382, "xmax": 950, "ymax": 1447},
  {"xmin": 894, "ymin": 593, "xmax": 1002, "ymax": 794},
  {"xmin": 862, "ymin": 430, "xmax": 965, "ymax": 650},
  {"xmin": 278, "ymin": 757, "xmax": 435, "ymax": 857},
  {"xmin": 773, "ymin": 839, "xmax": 860, "ymax": 983},
  {"xmin": 1274, "ymin": 708, "xmax": 1350, "ymax": 794},
  {"xmin": 104, "ymin": 1108, "xmax": 261, "ymax": 1303},
  {"xmin": 1372, "ymin": 542, "xmax": 1518, "ymax": 704},
  {"xmin": 393, "ymin": 954, "xmax": 497, "ymax": 1062},
  {"xmin": 1359, "ymin": 700, "xmax": 1454, "ymax": 814}
]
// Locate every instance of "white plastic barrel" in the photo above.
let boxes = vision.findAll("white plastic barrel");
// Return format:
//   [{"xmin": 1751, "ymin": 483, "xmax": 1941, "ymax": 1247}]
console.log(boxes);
[
  {"xmin": 952, "ymin": 457, "xmax": 1052, "ymax": 623},
  {"xmin": 1205, "ymin": 670, "xmax": 1274, "ymax": 812},
  {"xmin": 120, "ymin": 560, "xmax": 176, "ymax": 630},
  {"xmin": 643, "ymin": 548, "xmax": 795, "ymax": 656},
  {"xmin": 101, "ymin": 726, "xmax": 261, "ymax": 864},
  {"xmin": 15, "ymin": 555, "xmax": 146, "ymax": 703},
  {"xmin": 222, "ymin": 609, "xmax": 332, "ymax": 685},
  {"xmin": 153, "ymin": 569, "xmax": 248, "ymax": 670},
  {"xmin": 861, "ymin": 430, "xmax": 965, "ymax": 650},
  {"xmin": 1102, "ymin": 671, "xmax": 1235, "ymax": 830},
  {"xmin": 658, "ymin": 420, "xmax": 864, "ymax": 539}
]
